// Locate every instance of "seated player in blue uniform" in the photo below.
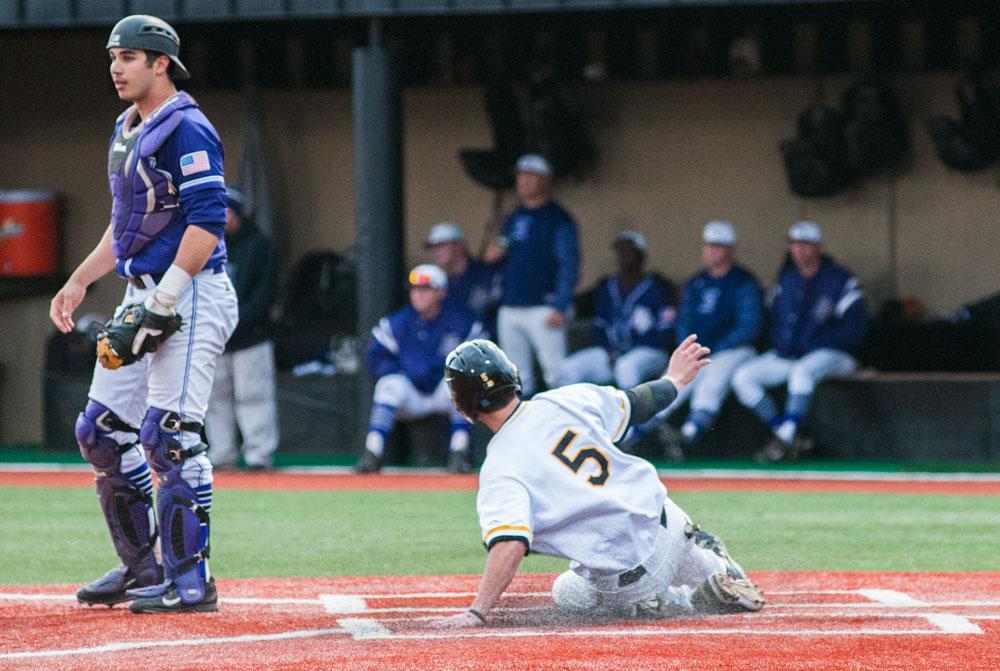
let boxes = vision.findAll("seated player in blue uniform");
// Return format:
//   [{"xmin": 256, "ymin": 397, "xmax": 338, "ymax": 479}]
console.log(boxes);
[
  {"xmin": 425, "ymin": 221, "xmax": 501, "ymax": 337},
  {"xmin": 356, "ymin": 264, "xmax": 485, "ymax": 474},
  {"xmin": 732, "ymin": 221, "xmax": 869, "ymax": 462},
  {"xmin": 623, "ymin": 221, "xmax": 763, "ymax": 460},
  {"xmin": 558, "ymin": 231, "xmax": 676, "ymax": 390}
]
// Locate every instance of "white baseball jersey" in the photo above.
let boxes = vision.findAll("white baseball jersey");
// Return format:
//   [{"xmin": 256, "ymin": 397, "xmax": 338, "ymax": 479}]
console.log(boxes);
[{"xmin": 477, "ymin": 383, "xmax": 667, "ymax": 575}]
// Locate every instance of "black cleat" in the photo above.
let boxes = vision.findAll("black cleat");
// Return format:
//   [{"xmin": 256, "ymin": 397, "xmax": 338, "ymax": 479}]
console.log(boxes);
[
  {"xmin": 656, "ymin": 424, "xmax": 686, "ymax": 464},
  {"xmin": 787, "ymin": 435, "xmax": 815, "ymax": 461},
  {"xmin": 446, "ymin": 450, "xmax": 473, "ymax": 474},
  {"xmin": 755, "ymin": 434, "xmax": 815, "ymax": 464},
  {"xmin": 354, "ymin": 449, "xmax": 382, "ymax": 474},
  {"xmin": 754, "ymin": 436, "xmax": 791, "ymax": 464},
  {"xmin": 77, "ymin": 564, "xmax": 144, "ymax": 607},
  {"xmin": 130, "ymin": 578, "xmax": 218, "ymax": 614}
]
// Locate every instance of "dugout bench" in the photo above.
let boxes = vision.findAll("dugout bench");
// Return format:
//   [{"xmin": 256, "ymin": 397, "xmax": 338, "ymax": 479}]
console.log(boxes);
[
  {"xmin": 625, "ymin": 371, "xmax": 1000, "ymax": 463},
  {"xmin": 40, "ymin": 358, "xmax": 1000, "ymax": 465}
]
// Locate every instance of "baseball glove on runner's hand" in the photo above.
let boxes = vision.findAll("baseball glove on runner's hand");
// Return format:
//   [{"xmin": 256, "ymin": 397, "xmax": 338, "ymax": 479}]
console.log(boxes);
[{"xmin": 96, "ymin": 303, "xmax": 183, "ymax": 369}]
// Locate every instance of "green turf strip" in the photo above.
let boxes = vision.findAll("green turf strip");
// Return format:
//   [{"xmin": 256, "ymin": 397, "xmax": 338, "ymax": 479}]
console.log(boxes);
[{"xmin": 1, "ymin": 487, "xmax": 998, "ymax": 585}]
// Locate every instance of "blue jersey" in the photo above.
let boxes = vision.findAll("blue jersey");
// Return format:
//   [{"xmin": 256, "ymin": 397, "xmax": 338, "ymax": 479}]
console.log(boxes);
[
  {"xmin": 769, "ymin": 259, "xmax": 868, "ymax": 358},
  {"xmin": 111, "ymin": 98, "xmax": 227, "ymax": 278},
  {"xmin": 593, "ymin": 274, "xmax": 676, "ymax": 354},
  {"xmin": 676, "ymin": 264, "xmax": 763, "ymax": 353},
  {"xmin": 443, "ymin": 259, "xmax": 502, "ymax": 337},
  {"xmin": 368, "ymin": 305, "xmax": 485, "ymax": 394},
  {"xmin": 498, "ymin": 201, "xmax": 580, "ymax": 310}
]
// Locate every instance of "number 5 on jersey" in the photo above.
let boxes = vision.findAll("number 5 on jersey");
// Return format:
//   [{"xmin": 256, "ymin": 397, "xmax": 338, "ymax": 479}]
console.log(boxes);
[{"xmin": 551, "ymin": 429, "xmax": 610, "ymax": 486}]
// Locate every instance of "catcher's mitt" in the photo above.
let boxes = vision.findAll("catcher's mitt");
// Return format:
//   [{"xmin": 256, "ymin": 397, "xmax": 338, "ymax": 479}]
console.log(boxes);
[{"xmin": 96, "ymin": 303, "xmax": 183, "ymax": 369}]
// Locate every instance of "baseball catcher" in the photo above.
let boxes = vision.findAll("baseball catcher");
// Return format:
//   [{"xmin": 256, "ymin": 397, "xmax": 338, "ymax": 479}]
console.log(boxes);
[
  {"xmin": 49, "ymin": 14, "xmax": 238, "ymax": 614},
  {"xmin": 97, "ymin": 301, "xmax": 183, "ymax": 369}
]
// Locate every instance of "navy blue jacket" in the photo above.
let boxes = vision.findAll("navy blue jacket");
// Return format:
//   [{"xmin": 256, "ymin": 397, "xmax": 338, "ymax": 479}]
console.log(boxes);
[
  {"xmin": 676, "ymin": 264, "xmax": 763, "ymax": 353},
  {"xmin": 498, "ymin": 201, "xmax": 580, "ymax": 311},
  {"xmin": 769, "ymin": 259, "xmax": 868, "ymax": 358},
  {"xmin": 593, "ymin": 274, "xmax": 676, "ymax": 354},
  {"xmin": 442, "ymin": 259, "xmax": 502, "ymax": 338},
  {"xmin": 367, "ymin": 305, "xmax": 485, "ymax": 394}
]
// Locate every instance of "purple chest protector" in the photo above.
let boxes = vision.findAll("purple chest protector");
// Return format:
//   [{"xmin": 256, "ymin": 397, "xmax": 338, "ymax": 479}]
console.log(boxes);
[{"xmin": 108, "ymin": 92, "xmax": 198, "ymax": 259}]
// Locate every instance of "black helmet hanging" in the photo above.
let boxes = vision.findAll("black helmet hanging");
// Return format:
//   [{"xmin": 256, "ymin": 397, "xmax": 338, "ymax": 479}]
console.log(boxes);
[
  {"xmin": 106, "ymin": 15, "xmax": 190, "ymax": 80},
  {"xmin": 445, "ymin": 340, "xmax": 521, "ymax": 421}
]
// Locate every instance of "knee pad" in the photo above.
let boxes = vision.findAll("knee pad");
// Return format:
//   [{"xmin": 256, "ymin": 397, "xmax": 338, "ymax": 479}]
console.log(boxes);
[
  {"xmin": 157, "ymin": 469, "xmax": 211, "ymax": 604},
  {"xmin": 75, "ymin": 400, "xmax": 139, "ymax": 472},
  {"xmin": 372, "ymin": 374, "xmax": 409, "ymax": 406},
  {"xmin": 551, "ymin": 571, "xmax": 602, "ymax": 613},
  {"xmin": 140, "ymin": 408, "xmax": 206, "ymax": 476}
]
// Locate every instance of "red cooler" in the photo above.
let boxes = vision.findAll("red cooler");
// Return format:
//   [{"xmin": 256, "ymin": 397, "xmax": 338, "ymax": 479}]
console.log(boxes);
[{"xmin": 0, "ymin": 190, "xmax": 61, "ymax": 277}]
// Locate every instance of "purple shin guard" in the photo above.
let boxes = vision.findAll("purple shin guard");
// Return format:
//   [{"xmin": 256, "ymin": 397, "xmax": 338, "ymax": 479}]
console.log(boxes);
[
  {"xmin": 76, "ymin": 401, "xmax": 161, "ymax": 587},
  {"xmin": 136, "ymin": 407, "xmax": 212, "ymax": 605},
  {"xmin": 94, "ymin": 475, "xmax": 162, "ymax": 587},
  {"xmin": 156, "ymin": 468, "xmax": 211, "ymax": 604}
]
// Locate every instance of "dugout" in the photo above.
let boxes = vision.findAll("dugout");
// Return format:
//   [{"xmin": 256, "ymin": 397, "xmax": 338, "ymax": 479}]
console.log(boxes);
[{"xmin": 4, "ymin": 1, "xmax": 1000, "ymax": 464}]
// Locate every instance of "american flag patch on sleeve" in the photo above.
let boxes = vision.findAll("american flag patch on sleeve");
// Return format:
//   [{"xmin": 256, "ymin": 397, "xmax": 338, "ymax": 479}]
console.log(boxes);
[{"xmin": 179, "ymin": 150, "xmax": 211, "ymax": 176}]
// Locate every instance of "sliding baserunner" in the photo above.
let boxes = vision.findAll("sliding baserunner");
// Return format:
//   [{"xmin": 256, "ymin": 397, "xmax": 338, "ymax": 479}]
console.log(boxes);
[{"xmin": 432, "ymin": 335, "xmax": 765, "ymax": 628}]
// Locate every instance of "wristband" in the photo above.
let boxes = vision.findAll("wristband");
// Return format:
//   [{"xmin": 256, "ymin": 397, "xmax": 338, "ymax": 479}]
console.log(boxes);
[
  {"xmin": 152, "ymin": 264, "xmax": 193, "ymax": 310},
  {"xmin": 467, "ymin": 608, "xmax": 486, "ymax": 623}
]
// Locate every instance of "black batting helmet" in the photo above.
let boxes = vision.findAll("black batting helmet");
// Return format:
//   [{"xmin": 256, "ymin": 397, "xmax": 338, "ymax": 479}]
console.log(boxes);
[
  {"xmin": 445, "ymin": 340, "xmax": 521, "ymax": 421},
  {"xmin": 106, "ymin": 15, "xmax": 190, "ymax": 80}
]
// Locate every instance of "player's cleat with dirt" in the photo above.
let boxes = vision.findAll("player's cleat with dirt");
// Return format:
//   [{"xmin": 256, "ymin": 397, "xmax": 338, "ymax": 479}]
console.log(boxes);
[
  {"xmin": 77, "ymin": 564, "xmax": 145, "ymax": 607},
  {"xmin": 130, "ymin": 578, "xmax": 218, "ymax": 614},
  {"xmin": 691, "ymin": 572, "xmax": 766, "ymax": 613}
]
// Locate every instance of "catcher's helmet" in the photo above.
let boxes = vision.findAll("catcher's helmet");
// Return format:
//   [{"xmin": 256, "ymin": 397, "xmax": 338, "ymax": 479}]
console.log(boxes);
[
  {"xmin": 106, "ymin": 15, "xmax": 190, "ymax": 80},
  {"xmin": 445, "ymin": 339, "xmax": 521, "ymax": 421}
]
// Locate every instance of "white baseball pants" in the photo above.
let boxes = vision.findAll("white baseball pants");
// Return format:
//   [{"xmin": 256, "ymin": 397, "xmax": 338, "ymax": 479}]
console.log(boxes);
[
  {"xmin": 551, "ymin": 497, "xmax": 728, "ymax": 615},
  {"xmin": 558, "ymin": 346, "xmax": 668, "ymax": 390},
  {"xmin": 205, "ymin": 340, "xmax": 279, "ymax": 468},
  {"xmin": 731, "ymin": 348, "xmax": 858, "ymax": 407},
  {"xmin": 497, "ymin": 305, "xmax": 568, "ymax": 397}
]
